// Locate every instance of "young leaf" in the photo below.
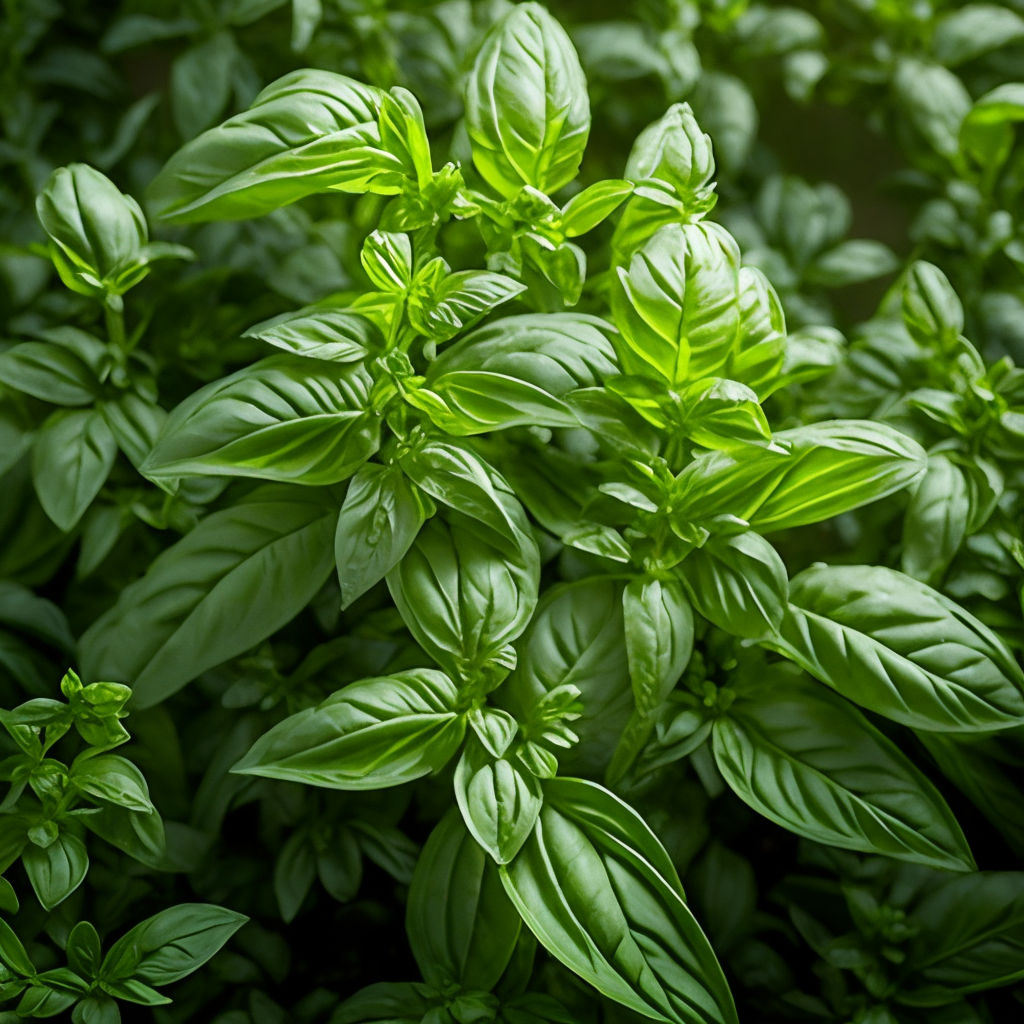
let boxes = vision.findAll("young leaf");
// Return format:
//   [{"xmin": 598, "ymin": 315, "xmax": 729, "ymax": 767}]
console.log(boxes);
[
  {"xmin": 500, "ymin": 778, "xmax": 737, "ymax": 1024},
  {"xmin": 36, "ymin": 163, "xmax": 147, "ymax": 297},
  {"xmin": 23, "ymin": 832, "xmax": 90, "ymax": 910},
  {"xmin": 464, "ymin": 3, "xmax": 590, "ymax": 198},
  {"xmin": 612, "ymin": 222, "xmax": 740, "ymax": 384},
  {"xmin": 387, "ymin": 515, "xmax": 538, "ymax": 683},
  {"xmin": 232, "ymin": 669, "xmax": 466, "ymax": 788},
  {"xmin": 406, "ymin": 810, "xmax": 521, "ymax": 992},
  {"xmin": 335, "ymin": 463, "xmax": 433, "ymax": 608},
  {"xmin": 769, "ymin": 564, "xmax": 1024, "ymax": 732},
  {"xmin": 682, "ymin": 532, "xmax": 788, "ymax": 638},
  {"xmin": 713, "ymin": 672, "xmax": 974, "ymax": 872},
  {"xmin": 622, "ymin": 576, "xmax": 694, "ymax": 716},
  {"xmin": 455, "ymin": 738, "xmax": 543, "ymax": 864}
]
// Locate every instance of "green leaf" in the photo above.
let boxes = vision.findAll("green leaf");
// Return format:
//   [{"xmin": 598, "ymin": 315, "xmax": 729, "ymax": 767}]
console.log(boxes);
[
  {"xmin": 455, "ymin": 738, "xmax": 543, "ymax": 863},
  {"xmin": 408, "ymin": 270, "xmax": 526, "ymax": 342},
  {"xmin": 36, "ymin": 163, "xmax": 148, "ymax": 297},
  {"xmin": 901, "ymin": 453, "xmax": 970, "ymax": 585},
  {"xmin": 244, "ymin": 306, "xmax": 381, "ymax": 362},
  {"xmin": 232, "ymin": 668, "xmax": 466, "ymax": 788},
  {"xmin": 67, "ymin": 921, "xmax": 103, "ymax": 978},
  {"xmin": 893, "ymin": 59, "xmax": 971, "ymax": 160},
  {"xmin": 274, "ymin": 831, "xmax": 316, "ymax": 921},
  {"xmin": 70, "ymin": 754, "xmax": 155, "ymax": 813},
  {"xmin": 769, "ymin": 564, "xmax": 1024, "ymax": 732},
  {"xmin": 713, "ymin": 671, "xmax": 974, "ymax": 871},
  {"xmin": 674, "ymin": 377, "xmax": 771, "ymax": 450},
  {"xmin": 465, "ymin": 3, "xmax": 590, "ymax": 198},
  {"xmin": 612, "ymin": 222, "xmax": 740, "ymax": 384},
  {"xmin": 335, "ymin": 463, "xmax": 433, "ymax": 608},
  {"xmin": 360, "ymin": 230, "xmax": 413, "ymax": 291},
  {"xmin": 99, "ymin": 391, "xmax": 166, "ymax": 470},
  {"xmin": 622, "ymin": 576, "xmax": 694, "ymax": 716},
  {"xmin": 0, "ymin": 342, "xmax": 100, "ymax": 405},
  {"xmin": 561, "ymin": 180, "xmax": 634, "ymax": 236},
  {"xmin": 23, "ymin": 832, "xmax": 89, "ymax": 910},
  {"xmin": 407, "ymin": 372, "xmax": 578, "ymax": 435},
  {"xmin": 500, "ymin": 777, "xmax": 737, "ymax": 1024},
  {"xmin": 387, "ymin": 515, "xmax": 538, "ymax": 683},
  {"xmin": 902, "ymin": 261, "xmax": 964, "ymax": 344},
  {"xmin": 148, "ymin": 70, "xmax": 395, "ymax": 222},
  {"xmin": 406, "ymin": 810, "xmax": 521, "ymax": 991},
  {"xmin": 0, "ymin": 920, "xmax": 35, "ymax": 976},
  {"xmin": 425, "ymin": 313, "xmax": 619, "ymax": 394},
  {"xmin": 101, "ymin": 904, "xmax": 247, "ymax": 985},
  {"xmin": 398, "ymin": 441, "xmax": 533, "ymax": 557},
  {"xmin": 682, "ymin": 533, "xmax": 788, "ymax": 638},
  {"xmin": 805, "ymin": 239, "xmax": 899, "ymax": 287},
  {"xmin": 142, "ymin": 355, "xmax": 378, "ymax": 485},
  {"xmin": 900, "ymin": 873, "xmax": 1024, "ymax": 1004},
  {"xmin": 672, "ymin": 421, "xmax": 926, "ymax": 532},
  {"xmin": 32, "ymin": 409, "xmax": 117, "ymax": 532},
  {"xmin": 503, "ymin": 579, "xmax": 631, "ymax": 778},
  {"xmin": 170, "ymin": 32, "xmax": 235, "ymax": 139},
  {"xmin": 933, "ymin": 4, "xmax": 1024, "ymax": 66},
  {"xmin": 960, "ymin": 82, "xmax": 1024, "ymax": 167},
  {"xmin": 80, "ymin": 486, "xmax": 337, "ymax": 708}
]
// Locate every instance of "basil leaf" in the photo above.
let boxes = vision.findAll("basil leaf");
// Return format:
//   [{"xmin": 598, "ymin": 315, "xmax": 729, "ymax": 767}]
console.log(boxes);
[
  {"xmin": 407, "ymin": 371, "xmax": 578, "ymax": 434},
  {"xmin": 612, "ymin": 222, "xmax": 740, "ymax": 384},
  {"xmin": 901, "ymin": 453, "xmax": 970, "ymax": 585},
  {"xmin": 397, "ymin": 440, "xmax": 534, "ymax": 558},
  {"xmin": 148, "ymin": 70, "xmax": 395, "ymax": 222},
  {"xmin": 500, "ymin": 777, "xmax": 737, "ymax": 1024},
  {"xmin": 23, "ymin": 833, "xmax": 89, "ymax": 910},
  {"xmin": 101, "ymin": 904, "xmax": 247, "ymax": 985},
  {"xmin": 713, "ymin": 672, "xmax": 974, "ymax": 871},
  {"xmin": 80, "ymin": 486, "xmax": 337, "ymax": 707},
  {"xmin": 503, "ymin": 579, "xmax": 631, "ymax": 777},
  {"xmin": 233, "ymin": 668, "xmax": 465, "ymax": 788},
  {"xmin": 682, "ymin": 532, "xmax": 788, "ymax": 638},
  {"xmin": 335, "ymin": 463, "xmax": 433, "ymax": 609},
  {"xmin": 673, "ymin": 421, "xmax": 926, "ymax": 531},
  {"xmin": 426, "ymin": 313, "xmax": 619, "ymax": 394},
  {"xmin": 32, "ymin": 409, "xmax": 117, "ymax": 532},
  {"xmin": 408, "ymin": 270, "xmax": 526, "ymax": 342},
  {"xmin": 243, "ymin": 306, "xmax": 381, "ymax": 362},
  {"xmin": 406, "ymin": 810, "xmax": 521, "ymax": 991},
  {"xmin": 770, "ymin": 564, "xmax": 1024, "ymax": 732},
  {"xmin": 143, "ymin": 355, "xmax": 379, "ymax": 485},
  {"xmin": 387, "ymin": 515, "xmax": 539, "ymax": 684},
  {"xmin": 900, "ymin": 873, "xmax": 1024, "ymax": 1005},
  {"xmin": 465, "ymin": 3, "xmax": 590, "ymax": 198},
  {"xmin": 0, "ymin": 342, "xmax": 100, "ymax": 406},
  {"xmin": 36, "ymin": 163, "xmax": 147, "ymax": 297},
  {"xmin": 455, "ymin": 737, "xmax": 543, "ymax": 864},
  {"xmin": 623, "ymin": 576, "xmax": 694, "ymax": 716}
]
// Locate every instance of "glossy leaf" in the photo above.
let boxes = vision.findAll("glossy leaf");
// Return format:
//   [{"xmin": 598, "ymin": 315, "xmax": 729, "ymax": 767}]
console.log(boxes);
[
  {"xmin": 713, "ymin": 672, "xmax": 974, "ymax": 871},
  {"xmin": 232, "ymin": 668, "xmax": 465, "ymax": 788},
  {"xmin": 770, "ymin": 564, "xmax": 1024, "ymax": 732}
]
